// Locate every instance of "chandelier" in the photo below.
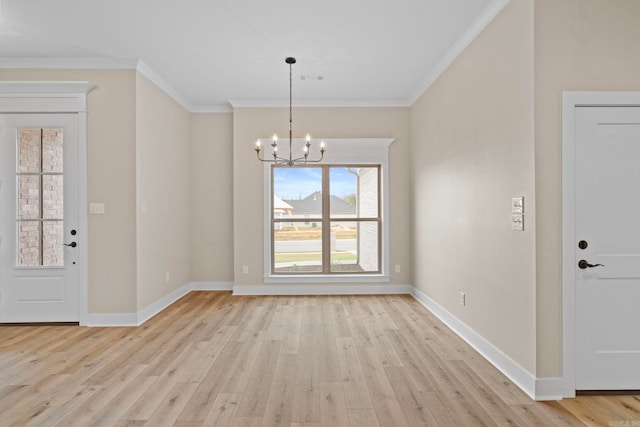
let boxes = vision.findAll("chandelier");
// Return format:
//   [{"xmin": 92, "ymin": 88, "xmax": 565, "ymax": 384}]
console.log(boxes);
[{"xmin": 255, "ymin": 57, "xmax": 325, "ymax": 167}]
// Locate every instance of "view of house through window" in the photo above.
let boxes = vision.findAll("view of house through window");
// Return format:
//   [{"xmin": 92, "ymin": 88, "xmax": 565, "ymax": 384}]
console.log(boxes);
[{"xmin": 272, "ymin": 165, "xmax": 380, "ymax": 274}]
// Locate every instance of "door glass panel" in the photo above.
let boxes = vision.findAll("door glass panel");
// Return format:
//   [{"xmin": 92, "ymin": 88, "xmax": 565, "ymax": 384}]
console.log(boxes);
[
  {"xmin": 43, "ymin": 221, "xmax": 64, "ymax": 266},
  {"xmin": 42, "ymin": 129, "xmax": 63, "ymax": 173},
  {"xmin": 43, "ymin": 175, "xmax": 64, "ymax": 219},
  {"xmin": 18, "ymin": 221, "xmax": 41, "ymax": 266},
  {"xmin": 18, "ymin": 129, "xmax": 41, "ymax": 173},
  {"xmin": 16, "ymin": 128, "xmax": 64, "ymax": 267},
  {"xmin": 18, "ymin": 175, "xmax": 40, "ymax": 219}
]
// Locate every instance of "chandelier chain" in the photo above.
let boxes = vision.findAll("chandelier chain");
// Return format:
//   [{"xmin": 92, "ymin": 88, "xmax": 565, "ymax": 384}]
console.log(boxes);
[{"xmin": 254, "ymin": 57, "xmax": 325, "ymax": 166}]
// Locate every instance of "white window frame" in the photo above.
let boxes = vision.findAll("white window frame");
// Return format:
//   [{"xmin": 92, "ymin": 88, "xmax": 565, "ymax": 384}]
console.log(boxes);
[{"xmin": 263, "ymin": 138, "xmax": 394, "ymax": 283}]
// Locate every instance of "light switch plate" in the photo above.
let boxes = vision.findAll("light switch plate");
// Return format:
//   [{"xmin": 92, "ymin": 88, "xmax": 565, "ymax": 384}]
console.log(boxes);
[
  {"xmin": 89, "ymin": 203, "xmax": 105, "ymax": 215},
  {"xmin": 512, "ymin": 197, "xmax": 524, "ymax": 214},
  {"xmin": 512, "ymin": 214, "xmax": 524, "ymax": 231}
]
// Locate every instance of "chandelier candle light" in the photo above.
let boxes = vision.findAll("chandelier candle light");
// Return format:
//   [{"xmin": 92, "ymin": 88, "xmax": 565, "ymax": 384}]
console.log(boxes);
[{"xmin": 255, "ymin": 57, "xmax": 325, "ymax": 167}]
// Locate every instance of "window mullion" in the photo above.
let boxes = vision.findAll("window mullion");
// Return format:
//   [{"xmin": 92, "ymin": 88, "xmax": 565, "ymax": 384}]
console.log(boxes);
[{"xmin": 321, "ymin": 165, "xmax": 330, "ymax": 274}]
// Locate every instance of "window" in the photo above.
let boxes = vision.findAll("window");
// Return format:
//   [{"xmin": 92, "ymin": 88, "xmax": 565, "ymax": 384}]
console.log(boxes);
[
  {"xmin": 271, "ymin": 165, "xmax": 381, "ymax": 275},
  {"xmin": 262, "ymin": 138, "xmax": 393, "ymax": 281}
]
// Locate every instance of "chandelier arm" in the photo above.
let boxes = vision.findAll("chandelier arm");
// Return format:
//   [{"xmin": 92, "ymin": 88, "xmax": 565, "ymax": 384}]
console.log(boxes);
[
  {"xmin": 300, "ymin": 154, "xmax": 325, "ymax": 163},
  {"xmin": 256, "ymin": 149, "xmax": 291, "ymax": 165}
]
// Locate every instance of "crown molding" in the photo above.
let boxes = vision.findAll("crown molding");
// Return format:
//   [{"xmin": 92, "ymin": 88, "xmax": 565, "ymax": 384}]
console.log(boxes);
[
  {"xmin": 0, "ymin": 81, "xmax": 94, "ymax": 94},
  {"xmin": 229, "ymin": 98, "xmax": 411, "ymax": 108},
  {"xmin": 0, "ymin": 57, "xmax": 139, "ymax": 69},
  {"xmin": 408, "ymin": 0, "xmax": 511, "ymax": 105},
  {"xmin": 0, "ymin": 57, "xmax": 234, "ymax": 113},
  {"xmin": 134, "ymin": 59, "xmax": 193, "ymax": 111},
  {"xmin": 189, "ymin": 104, "xmax": 234, "ymax": 113}
]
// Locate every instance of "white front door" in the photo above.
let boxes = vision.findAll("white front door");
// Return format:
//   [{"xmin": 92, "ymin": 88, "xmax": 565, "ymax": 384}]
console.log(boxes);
[
  {"xmin": 0, "ymin": 113, "xmax": 80, "ymax": 322},
  {"xmin": 575, "ymin": 106, "xmax": 640, "ymax": 390}
]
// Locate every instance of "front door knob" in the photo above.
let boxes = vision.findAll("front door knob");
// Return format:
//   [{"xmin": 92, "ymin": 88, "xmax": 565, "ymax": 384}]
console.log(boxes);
[
  {"xmin": 63, "ymin": 242, "xmax": 77, "ymax": 248},
  {"xmin": 578, "ymin": 259, "xmax": 604, "ymax": 269}
]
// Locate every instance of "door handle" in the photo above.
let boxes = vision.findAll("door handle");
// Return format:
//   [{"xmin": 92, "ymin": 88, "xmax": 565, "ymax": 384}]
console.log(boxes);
[
  {"xmin": 578, "ymin": 259, "xmax": 604, "ymax": 269},
  {"xmin": 63, "ymin": 242, "xmax": 77, "ymax": 248}
]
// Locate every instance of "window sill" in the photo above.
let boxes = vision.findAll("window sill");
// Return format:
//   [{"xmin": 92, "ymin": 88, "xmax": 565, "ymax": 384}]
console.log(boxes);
[{"xmin": 264, "ymin": 274, "xmax": 390, "ymax": 284}]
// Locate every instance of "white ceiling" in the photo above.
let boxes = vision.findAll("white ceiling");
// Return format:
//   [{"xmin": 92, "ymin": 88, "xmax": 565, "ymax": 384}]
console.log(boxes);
[{"xmin": 0, "ymin": 0, "xmax": 502, "ymax": 110}]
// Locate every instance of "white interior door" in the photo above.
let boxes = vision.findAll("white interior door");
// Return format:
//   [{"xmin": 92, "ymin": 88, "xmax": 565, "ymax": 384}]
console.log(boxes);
[
  {"xmin": 575, "ymin": 106, "xmax": 640, "ymax": 390},
  {"xmin": 0, "ymin": 113, "xmax": 79, "ymax": 322}
]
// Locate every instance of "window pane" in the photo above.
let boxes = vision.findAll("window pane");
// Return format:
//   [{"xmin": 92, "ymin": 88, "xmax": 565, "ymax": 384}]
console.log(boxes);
[
  {"xmin": 18, "ymin": 175, "xmax": 40, "ymax": 220},
  {"xmin": 43, "ymin": 175, "xmax": 64, "ymax": 219},
  {"xmin": 18, "ymin": 221, "xmax": 41, "ymax": 266},
  {"xmin": 274, "ymin": 223, "xmax": 322, "ymax": 273},
  {"xmin": 330, "ymin": 221, "xmax": 379, "ymax": 273},
  {"xmin": 42, "ymin": 129, "xmax": 63, "ymax": 173},
  {"xmin": 18, "ymin": 129, "xmax": 41, "ymax": 173},
  {"xmin": 274, "ymin": 167, "xmax": 322, "ymax": 220},
  {"xmin": 43, "ymin": 221, "xmax": 64, "ymax": 266},
  {"xmin": 330, "ymin": 167, "xmax": 378, "ymax": 218}
]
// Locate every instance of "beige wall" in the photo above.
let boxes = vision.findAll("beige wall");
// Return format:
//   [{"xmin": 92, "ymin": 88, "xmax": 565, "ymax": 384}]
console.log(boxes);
[
  {"xmin": 534, "ymin": 0, "xmax": 640, "ymax": 376},
  {"xmin": 0, "ymin": 69, "xmax": 139, "ymax": 313},
  {"xmin": 410, "ymin": 0, "xmax": 537, "ymax": 373},
  {"xmin": 190, "ymin": 113, "xmax": 234, "ymax": 282},
  {"xmin": 135, "ymin": 73, "xmax": 191, "ymax": 310},
  {"xmin": 233, "ymin": 107, "xmax": 411, "ymax": 286}
]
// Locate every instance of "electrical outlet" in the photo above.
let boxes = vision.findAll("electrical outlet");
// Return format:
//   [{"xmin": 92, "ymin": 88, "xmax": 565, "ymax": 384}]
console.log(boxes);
[
  {"xmin": 395, "ymin": 264, "xmax": 401, "ymax": 273},
  {"xmin": 460, "ymin": 292, "xmax": 466, "ymax": 306},
  {"xmin": 242, "ymin": 265, "xmax": 249, "ymax": 274},
  {"xmin": 165, "ymin": 272, "xmax": 170, "ymax": 282}
]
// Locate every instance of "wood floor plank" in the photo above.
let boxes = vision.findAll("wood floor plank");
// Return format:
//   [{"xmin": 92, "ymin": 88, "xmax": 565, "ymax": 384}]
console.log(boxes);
[
  {"xmin": 55, "ymin": 364, "xmax": 149, "ymax": 426},
  {"xmin": 282, "ymin": 306, "xmax": 303, "ymax": 354},
  {"xmin": 510, "ymin": 402, "xmax": 586, "ymax": 427},
  {"xmin": 356, "ymin": 346, "xmax": 409, "ymax": 427},
  {"xmin": 145, "ymin": 382, "xmax": 199, "ymax": 426},
  {"xmin": 319, "ymin": 382, "xmax": 349, "ymax": 427},
  {"xmin": 230, "ymin": 417, "xmax": 262, "ymax": 427},
  {"xmin": 261, "ymin": 353, "xmax": 298, "ymax": 426},
  {"xmin": 336, "ymin": 337, "xmax": 373, "ymax": 410},
  {"xmin": 347, "ymin": 409, "xmax": 380, "ymax": 427},
  {"xmin": 177, "ymin": 340, "xmax": 243, "ymax": 422},
  {"xmin": 445, "ymin": 359, "xmax": 530, "ymax": 426},
  {"xmin": 202, "ymin": 392, "xmax": 242, "ymax": 426},
  {"xmin": 234, "ymin": 340, "xmax": 282, "ymax": 417},
  {"xmin": 383, "ymin": 366, "xmax": 440, "ymax": 426},
  {"xmin": 0, "ymin": 292, "xmax": 635, "ymax": 426},
  {"xmin": 291, "ymin": 341, "xmax": 320, "ymax": 424}
]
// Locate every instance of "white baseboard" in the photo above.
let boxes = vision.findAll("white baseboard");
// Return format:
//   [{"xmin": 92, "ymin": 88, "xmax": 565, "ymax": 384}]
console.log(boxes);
[
  {"xmin": 232, "ymin": 283, "xmax": 413, "ymax": 296},
  {"xmin": 535, "ymin": 378, "xmax": 574, "ymax": 401},
  {"xmin": 410, "ymin": 287, "xmax": 538, "ymax": 400},
  {"xmin": 190, "ymin": 281, "xmax": 234, "ymax": 291},
  {"xmin": 85, "ymin": 312, "xmax": 138, "ymax": 327},
  {"xmin": 137, "ymin": 283, "xmax": 192, "ymax": 325}
]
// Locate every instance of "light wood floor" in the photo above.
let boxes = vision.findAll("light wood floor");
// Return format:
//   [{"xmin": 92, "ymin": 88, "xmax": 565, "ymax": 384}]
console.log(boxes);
[{"xmin": 1, "ymin": 292, "xmax": 638, "ymax": 426}]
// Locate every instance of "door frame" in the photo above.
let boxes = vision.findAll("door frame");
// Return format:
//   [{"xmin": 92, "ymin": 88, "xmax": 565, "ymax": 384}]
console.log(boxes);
[
  {"xmin": 0, "ymin": 81, "xmax": 92, "ymax": 325},
  {"xmin": 562, "ymin": 91, "xmax": 640, "ymax": 397}
]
